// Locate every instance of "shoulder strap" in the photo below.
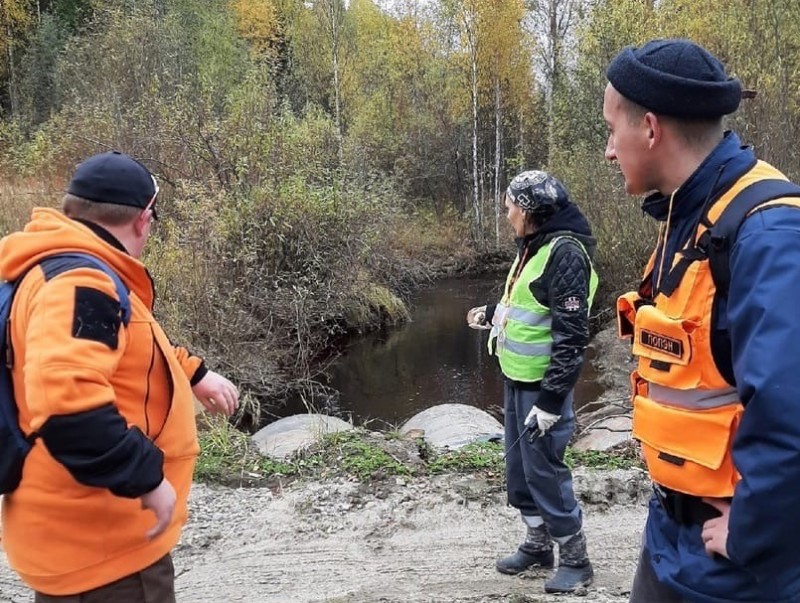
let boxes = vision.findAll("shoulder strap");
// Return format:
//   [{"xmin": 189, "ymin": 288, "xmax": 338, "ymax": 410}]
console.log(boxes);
[
  {"xmin": 0, "ymin": 252, "xmax": 131, "ymax": 491},
  {"xmin": 702, "ymin": 179, "xmax": 800, "ymax": 296},
  {"xmin": 38, "ymin": 253, "xmax": 131, "ymax": 325}
]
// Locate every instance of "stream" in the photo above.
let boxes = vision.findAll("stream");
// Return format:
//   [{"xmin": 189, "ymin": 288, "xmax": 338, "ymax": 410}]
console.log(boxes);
[{"xmin": 320, "ymin": 277, "xmax": 605, "ymax": 429}]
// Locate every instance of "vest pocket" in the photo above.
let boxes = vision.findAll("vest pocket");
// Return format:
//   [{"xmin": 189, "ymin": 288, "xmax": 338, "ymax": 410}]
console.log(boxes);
[
  {"xmin": 632, "ymin": 394, "xmax": 742, "ymax": 497},
  {"xmin": 632, "ymin": 305, "xmax": 703, "ymax": 388},
  {"xmin": 617, "ymin": 291, "xmax": 643, "ymax": 338}
]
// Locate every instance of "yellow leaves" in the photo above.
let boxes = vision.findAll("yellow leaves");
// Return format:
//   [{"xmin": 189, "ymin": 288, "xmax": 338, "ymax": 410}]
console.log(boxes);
[
  {"xmin": 230, "ymin": 0, "xmax": 280, "ymax": 58},
  {"xmin": 478, "ymin": 0, "xmax": 528, "ymax": 94},
  {"xmin": 0, "ymin": 0, "xmax": 35, "ymax": 51},
  {"xmin": 0, "ymin": 0, "xmax": 36, "ymax": 84},
  {"xmin": 1, "ymin": 0, "xmax": 34, "ymax": 29}
]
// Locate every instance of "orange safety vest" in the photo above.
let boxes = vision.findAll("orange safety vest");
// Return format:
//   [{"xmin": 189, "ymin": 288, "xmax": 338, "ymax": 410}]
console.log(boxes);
[{"xmin": 618, "ymin": 161, "xmax": 800, "ymax": 498}]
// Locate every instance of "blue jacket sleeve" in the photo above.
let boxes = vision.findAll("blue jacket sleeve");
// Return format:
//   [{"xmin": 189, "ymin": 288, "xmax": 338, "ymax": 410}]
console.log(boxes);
[{"xmin": 725, "ymin": 206, "xmax": 800, "ymax": 577}]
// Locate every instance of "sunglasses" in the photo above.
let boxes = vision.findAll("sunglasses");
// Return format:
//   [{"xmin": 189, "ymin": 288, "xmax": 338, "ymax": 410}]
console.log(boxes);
[{"xmin": 142, "ymin": 175, "xmax": 160, "ymax": 220}]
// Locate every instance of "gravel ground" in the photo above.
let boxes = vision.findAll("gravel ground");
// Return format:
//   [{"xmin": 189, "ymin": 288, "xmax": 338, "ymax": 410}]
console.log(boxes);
[{"xmin": 1, "ymin": 468, "xmax": 650, "ymax": 603}]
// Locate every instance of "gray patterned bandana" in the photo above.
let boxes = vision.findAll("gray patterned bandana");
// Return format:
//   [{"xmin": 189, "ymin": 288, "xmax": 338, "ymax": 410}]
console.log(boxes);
[{"xmin": 506, "ymin": 170, "xmax": 569, "ymax": 212}]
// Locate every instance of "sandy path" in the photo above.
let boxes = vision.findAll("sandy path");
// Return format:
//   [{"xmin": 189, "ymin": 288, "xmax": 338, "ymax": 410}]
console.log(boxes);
[{"xmin": 1, "ymin": 470, "xmax": 648, "ymax": 603}]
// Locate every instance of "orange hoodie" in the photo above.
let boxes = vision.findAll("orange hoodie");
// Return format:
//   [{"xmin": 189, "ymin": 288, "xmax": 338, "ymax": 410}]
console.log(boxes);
[{"xmin": 0, "ymin": 208, "xmax": 200, "ymax": 595}]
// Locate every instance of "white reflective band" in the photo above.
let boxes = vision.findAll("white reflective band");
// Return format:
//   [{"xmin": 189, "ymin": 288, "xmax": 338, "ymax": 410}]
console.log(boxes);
[
  {"xmin": 501, "ymin": 339, "xmax": 552, "ymax": 357},
  {"xmin": 492, "ymin": 303, "xmax": 509, "ymax": 327},
  {"xmin": 506, "ymin": 307, "xmax": 552, "ymax": 328},
  {"xmin": 492, "ymin": 303, "xmax": 551, "ymax": 328},
  {"xmin": 648, "ymin": 383, "xmax": 740, "ymax": 409}
]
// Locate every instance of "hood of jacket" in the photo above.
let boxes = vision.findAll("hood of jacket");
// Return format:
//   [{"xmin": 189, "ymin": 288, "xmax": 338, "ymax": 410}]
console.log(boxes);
[
  {"xmin": 0, "ymin": 208, "xmax": 155, "ymax": 308},
  {"xmin": 640, "ymin": 131, "xmax": 757, "ymax": 292},
  {"xmin": 517, "ymin": 201, "xmax": 597, "ymax": 259}
]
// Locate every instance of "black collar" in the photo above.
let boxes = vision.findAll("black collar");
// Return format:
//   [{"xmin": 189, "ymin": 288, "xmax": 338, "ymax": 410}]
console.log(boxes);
[{"xmin": 74, "ymin": 219, "xmax": 128, "ymax": 254}]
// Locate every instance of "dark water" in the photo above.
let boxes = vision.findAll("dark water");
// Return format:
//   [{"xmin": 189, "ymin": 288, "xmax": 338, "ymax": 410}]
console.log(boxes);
[{"xmin": 324, "ymin": 277, "xmax": 604, "ymax": 429}]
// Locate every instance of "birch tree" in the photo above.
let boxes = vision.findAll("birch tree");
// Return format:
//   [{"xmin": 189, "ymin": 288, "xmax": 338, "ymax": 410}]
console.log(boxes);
[
  {"xmin": 440, "ymin": 0, "xmax": 487, "ymax": 245},
  {"xmin": 526, "ymin": 0, "xmax": 582, "ymax": 164},
  {"xmin": 480, "ymin": 0, "xmax": 529, "ymax": 247},
  {"xmin": 315, "ymin": 0, "xmax": 346, "ymax": 148}
]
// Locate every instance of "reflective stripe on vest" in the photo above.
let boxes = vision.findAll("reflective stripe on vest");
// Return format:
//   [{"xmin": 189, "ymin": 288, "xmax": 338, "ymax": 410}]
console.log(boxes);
[
  {"xmin": 501, "ymin": 338, "xmax": 553, "ymax": 357},
  {"xmin": 507, "ymin": 306, "xmax": 553, "ymax": 328},
  {"xmin": 621, "ymin": 161, "xmax": 800, "ymax": 498},
  {"xmin": 490, "ymin": 236, "xmax": 597, "ymax": 382},
  {"xmin": 648, "ymin": 383, "xmax": 739, "ymax": 410}
]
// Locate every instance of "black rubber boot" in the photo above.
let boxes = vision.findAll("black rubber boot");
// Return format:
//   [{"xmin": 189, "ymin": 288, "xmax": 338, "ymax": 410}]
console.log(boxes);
[
  {"xmin": 545, "ymin": 531, "xmax": 594, "ymax": 593},
  {"xmin": 496, "ymin": 524, "xmax": 555, "ymax": 575}
]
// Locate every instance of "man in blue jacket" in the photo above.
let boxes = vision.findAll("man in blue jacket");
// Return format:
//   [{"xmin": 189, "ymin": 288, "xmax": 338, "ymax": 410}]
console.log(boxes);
[{"xmin": 604, "ymin": 38, "xmax": 800, "ymax": 602}]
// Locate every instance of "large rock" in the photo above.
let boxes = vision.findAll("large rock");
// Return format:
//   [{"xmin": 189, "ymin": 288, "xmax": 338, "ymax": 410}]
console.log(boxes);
[
  {"xmin": 573, "ymin": 415, "xmax": 632, "ymax": 452},
  {"xmin": 400, "ymin": 403, "xmax": 503, "ymax": 450},
  {"xmin": 252, "ymin": 414, "xmax": 354, "ymax": 460}
]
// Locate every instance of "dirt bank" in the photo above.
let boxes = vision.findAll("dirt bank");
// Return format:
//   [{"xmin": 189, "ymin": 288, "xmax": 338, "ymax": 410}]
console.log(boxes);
[{"xmin": 1, "ymin": 468, "xmax": 649, "ymax": 603}]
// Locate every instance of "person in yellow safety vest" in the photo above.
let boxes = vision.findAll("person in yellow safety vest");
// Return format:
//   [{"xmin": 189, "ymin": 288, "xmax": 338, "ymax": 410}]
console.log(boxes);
[
  {"xmin": 605, "ymin": 39, "xmax": 800, "ymax": 603},
  {"xmin": 467, "ymin": 170, "xmax": 599, "ymax": 594}
]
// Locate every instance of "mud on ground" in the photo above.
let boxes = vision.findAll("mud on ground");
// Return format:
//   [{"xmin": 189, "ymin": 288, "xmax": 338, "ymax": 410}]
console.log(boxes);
[{"xmin": 1, "ymin": 468, "xmax": 649, "ymax": 603}]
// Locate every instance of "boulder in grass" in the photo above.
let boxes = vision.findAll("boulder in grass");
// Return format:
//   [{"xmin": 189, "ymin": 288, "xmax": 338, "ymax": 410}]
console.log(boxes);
[
  {"xmin": 252, "ymin": 414, "xmax": 354, "ymax": 460},
  {"xmin": 572, "ymin": 415, "xmax": 632, "ymax": 452},
  {"xmin": 400, "ymin": 403, "xmax": 503, "ymax": 450}
]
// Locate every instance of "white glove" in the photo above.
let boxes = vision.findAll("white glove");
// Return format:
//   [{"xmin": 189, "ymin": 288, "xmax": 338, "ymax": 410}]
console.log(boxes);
[
  {"xmin": 524, "ymin": 405, "xmax": 561, "ymax": 434},
  {"xmin": 466, "ymin": 305, "xmax": 491, "ymax": 330}
]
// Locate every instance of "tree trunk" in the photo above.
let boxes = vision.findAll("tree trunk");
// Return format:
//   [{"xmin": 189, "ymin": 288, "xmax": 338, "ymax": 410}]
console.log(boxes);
[
  {"xmin": 6, "ymin": 23, "xmax": 18, "ymax": 117},
  {"xmin": 471, "ymin": 38, "xmax": 481, "ymax": 246},
  {"xmin": 494, "ymin": 77, "xmax": 502, "ymax": 249},
  {"xmin": 546, "ymin": 0, "xmax": 560, "ymax": 166},
  {"xmin": 318, "ymin": 0, "xmax": 344, "ymax": 161},
  {"xmin": 332, "ymin": 35, "xmax": 342, "ymax": 158}
]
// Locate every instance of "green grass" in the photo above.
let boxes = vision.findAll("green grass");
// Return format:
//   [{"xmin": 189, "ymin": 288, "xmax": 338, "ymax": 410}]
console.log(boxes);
[
  {"xmin": 321, "ymin": 431, "xmax": 411, "ymax": 480},
  {"xmin": 195, "ymin": 415, "xmax": 295, "ymax": 485},
  {"xmin": 195, "ymin": 421, "xmax": 641, "ymax": 486},
  {"xmin": 565, "ymin": 446, "xmax": 642, "ymax": 470},
  {"xmin": 426, "ymin": 441, "xmax": 505, "ymax": 474}
]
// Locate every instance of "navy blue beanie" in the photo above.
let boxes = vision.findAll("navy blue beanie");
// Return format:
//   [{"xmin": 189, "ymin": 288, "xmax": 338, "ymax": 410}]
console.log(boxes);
[
  {"xmin": 67, "ymin": 151, "xmax": 157, "ymax": 211},
  {"xmin": 607, "ymin": 39, "xmax": 741, "ymax": 118}
]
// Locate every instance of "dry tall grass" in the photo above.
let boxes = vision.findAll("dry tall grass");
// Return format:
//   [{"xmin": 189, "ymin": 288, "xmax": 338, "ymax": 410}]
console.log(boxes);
[{"xmin": 0, "ymin": 180, "xmax": 62, "ymax": 236}]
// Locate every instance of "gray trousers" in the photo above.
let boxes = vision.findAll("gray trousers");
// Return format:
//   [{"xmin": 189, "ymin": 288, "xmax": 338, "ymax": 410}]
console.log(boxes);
[
  {"xmin": 629, "ymin": 547, "xmax": 689, "ymax": 603},
  {"xmin": 504, "ymin": 381, "xmax": 582, "ymax": 538}
]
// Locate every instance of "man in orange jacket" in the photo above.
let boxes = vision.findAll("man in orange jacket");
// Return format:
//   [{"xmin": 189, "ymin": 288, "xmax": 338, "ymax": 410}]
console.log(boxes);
[
  {"xmin": 0, "ymin": 151, "xmax": 239, "ymax": 602},
  {"xmin": 605, "ymin": 39, "xmax": 800, "ymax": 602}
]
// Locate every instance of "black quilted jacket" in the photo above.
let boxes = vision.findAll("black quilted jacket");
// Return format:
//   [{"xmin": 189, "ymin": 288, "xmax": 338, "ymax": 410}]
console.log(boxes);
[{"xmin": 485, "ymin": 202, "xmax": 597, "ymax": 415}]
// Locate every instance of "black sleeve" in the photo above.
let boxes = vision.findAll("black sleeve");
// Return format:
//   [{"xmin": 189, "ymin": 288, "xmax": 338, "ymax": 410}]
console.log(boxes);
[
  {"xmin": 534, "ymin": 240, "xmax": 591, "ymax": 415},
  {"xmin": 190, "ymin": 361, "xmax": 208, "ymax": 386},
  {"xmin": 484, "ymin": 304, "xmax": 497, "ymax": 325},
  {"xmin": 39, "ymin": 404, "xmax": 164, "ymax": 498}
]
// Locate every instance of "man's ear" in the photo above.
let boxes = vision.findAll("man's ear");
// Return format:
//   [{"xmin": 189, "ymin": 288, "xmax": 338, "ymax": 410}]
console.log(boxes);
[
  {"xmin": 133, "ymin": 210, "xmax": 151, "ymax": 237},
  {"xmin": 644, "ymin": 112, "xmax": 662, "ymax": 150}
]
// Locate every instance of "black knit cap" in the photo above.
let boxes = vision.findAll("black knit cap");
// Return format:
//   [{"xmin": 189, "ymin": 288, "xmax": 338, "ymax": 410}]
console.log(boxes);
[
  {"xmin": 607, "ymin": 38, "xmax": 742, "ymax": 118},
  {"xmin": 67, "ymin": 151, "xmax": 158, "ymax": 214}
]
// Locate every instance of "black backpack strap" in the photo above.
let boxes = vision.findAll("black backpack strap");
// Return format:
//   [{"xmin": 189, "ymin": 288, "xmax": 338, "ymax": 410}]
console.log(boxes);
[
  {"xmin": 700, "ymin": 179, "xmax": 800, "ymax": 296},
  {"xmin": 5, "ymin": 254, "xmax": 131, "ymax": 371},
  {"xmin": 658, "ymin": 246, "xmax": 706, "ymax": 297}
]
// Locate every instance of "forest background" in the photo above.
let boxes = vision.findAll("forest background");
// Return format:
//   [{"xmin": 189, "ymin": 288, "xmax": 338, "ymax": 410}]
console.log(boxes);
[{"xmin": 1, "ymin": 0, "xmax": 798, "ymax": 426}]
